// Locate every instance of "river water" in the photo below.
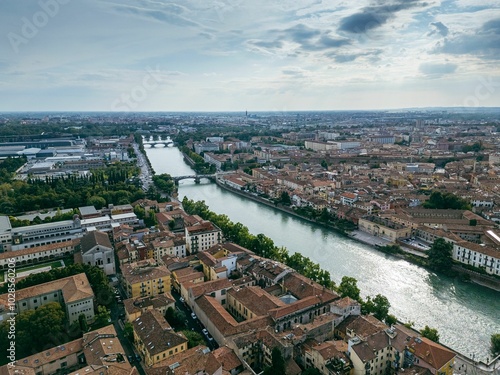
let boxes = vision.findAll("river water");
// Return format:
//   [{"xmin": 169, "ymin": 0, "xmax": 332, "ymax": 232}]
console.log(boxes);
[{"xmin": 145, "ymin": 144, "xmax": 500, "ymax": 361}]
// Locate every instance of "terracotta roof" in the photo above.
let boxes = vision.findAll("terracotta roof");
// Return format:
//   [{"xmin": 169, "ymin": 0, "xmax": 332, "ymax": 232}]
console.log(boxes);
[
  {"xmin": 0, "ymin": 273, "xmax": 94, "ymax": 304},
  {"xmin": 0, "ymin": 239, "xmax": 78, "ymax": 261},
  {"xmin": 336, "ymin": 315, "xmax": 388, "ymax": 340},
  {"xmin": 195, "ymin": 295, "xmax": 271, "ymax": 336},
  {"xmin": 351, "ymin": 330, "xmax": 390, "ymax": 362},
  {"xmin": 147, "ymin": 346, "xmax": 215, "ymax": 375},
  {"xmin": 407, "ymin": 336, "xmax": 456, "ymax": 370},
  {"xmin": 80, "ymin": 230, "xmax": 112, "ymax": 253},
  {"xmin": 211, "ymin": 346, "xmax": 242, "ymax": 372},
  {"xmin": 227, "ymin": 286, "xmax": 285, "ymax": 316},
  {"xmin": 132, "ymin": 310, "xmax": 187, "ymax": 356},
  {"xmin": 121, "ymin": 260, "xmax": 170, "ymax": 285},
  {"xmin": 188, "ymin": 278, "xmax": 233, "ymax": 299}
]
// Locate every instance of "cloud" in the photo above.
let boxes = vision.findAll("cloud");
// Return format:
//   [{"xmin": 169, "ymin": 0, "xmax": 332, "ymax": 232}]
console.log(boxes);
[
  {"xmin": 428, "ymin": 21, "xmax": 449, "ymax": 37},
  {"xmin": 331, "ymin": 49, "xmax": 383, "ymax": 63},
  {"xmin": 419, "ymin": 62, "xmax": 457, "ymax": 77},
  {"xmin": 338, "ymin": 0, "xmax": 426, "ymax": 34},
  {"xmin": 433, "ymin": 18, "xmax": 500, "ymax": 59},
  {"xmin": 110, "ymin": 3, "xmax": 200, "ymax": 27}
]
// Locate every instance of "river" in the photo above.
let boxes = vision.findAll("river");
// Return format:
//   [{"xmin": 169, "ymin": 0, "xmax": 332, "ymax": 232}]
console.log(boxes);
[{"xmin": 145, "ymin": 144, "xmax": 500, "ymax": 361}]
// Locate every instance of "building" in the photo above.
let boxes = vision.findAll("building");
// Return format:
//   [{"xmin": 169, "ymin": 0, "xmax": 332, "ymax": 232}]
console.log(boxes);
[
  {"xmin": 132, "ymin": 309, "xmax": 188, "ymax": 367},
  {"xmin": 358, "ymin": 216, "xmax": 412, "ymax": 242},
  {"xmin": 185, "ymin": 221, "xmax": 222, "ymax": 254},
  {"xmin": 9, "ymin": 217, "xmax": 83, "ymax": 251},
  {"xmin": 121, "ymin": 259, "xmax": 171, "ymax": 298},
  {"xmin": 0, "ymin": 239, "xmax": 77, "ymax": 271},
  {"xmin": 123, "ymin": 293, "xmax": 175, "ymax": 322},
  {"xmin": 0, "ymin": 325, "xmax": 136, "ymax": 375},
  {"xmin": 0, "ymin": 273, "xmax": 94, "ymax": 324},
  {"xmin": 453, "ymin": 240, "xmax": 500, "ymax": 275},
  {"xmin": 80, "ymin": 231, "xmax": 115, "ymax": 275}
]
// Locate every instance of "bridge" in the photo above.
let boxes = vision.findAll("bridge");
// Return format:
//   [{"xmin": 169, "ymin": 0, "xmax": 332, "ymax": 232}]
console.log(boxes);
[
  {"xmin": 143, "ymin": 140, "xmax": 173, "ymax": 147},
  {"xmin": 172, "ymin": 174, "xmax": 216, "ymax": 184}
]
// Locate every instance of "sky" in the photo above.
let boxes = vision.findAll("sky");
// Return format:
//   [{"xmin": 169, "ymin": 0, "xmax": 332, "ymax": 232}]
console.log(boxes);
[{"xmin": 0, "ymin": 0, "xmax": 499, "ymax": 112}]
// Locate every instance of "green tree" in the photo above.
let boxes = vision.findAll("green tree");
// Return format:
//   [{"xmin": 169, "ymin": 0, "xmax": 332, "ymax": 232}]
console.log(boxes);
[
  {"xmin": 385, "ymin": 314, "xmax": 398, "ymax": 327},
  {"xmin": 280, "ymin": 191, "xmax": 291, "ymax": 206},
  {"xmin": 124, "ymin": 322, "xmax": 134, "ymax": 342},
  {"xmin": 421, "ymin": 325, "xmax": 440, "ymax": 342},
  {"xmin": 423, "ymin": 191, "xmax": 471, "ymax": 210},
  {"xmin": 263, "ymin": 347, "xmax": 286, "ymax": 375},
  {"xmin": 87, "ymin": 195, "xmax": 107, "ymax": 209},
  {"xmin": 491, "ymin": 333, "xmax": 500, "ymax": 355},
  {"xmin": 338, "ymin": 276, "xmax": 361, "ymax": 301},
  {"xmin": 30, "ymin": 302, "xmax": 66, "ymax": 339},
  {"xmin": 165, "ymin": 307, "xmax": 187, "ymax": 329},
  {"xmin": 79, "ymin": 313, "xmax": 89, "ymax": 332},
  {"xmin": 93, "ymin": 306, "xmax": 111, "ymax": 328},
  {"xmin": 182, "ymin": 330, "xmax": 205, "ymax": 348},
  {"xmin": 363, "ymin": 294, "xmax": 391, "ymax": 321},
  {"xmin": 427, "ymin": 238, "xmax": 453, "ymax": 273}
]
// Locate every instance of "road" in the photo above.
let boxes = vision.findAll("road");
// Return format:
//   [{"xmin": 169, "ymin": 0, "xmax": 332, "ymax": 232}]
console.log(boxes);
[
  {"xmin": 133, "ymin": 142, "xmax": 153, "ymax": 191},
  {"xmin": 109, "ymin": 285, "xmax": 147, "ymax": 375},
  {"xmin": 170, "ymin": 289, "xmax": 218, "ymax": 351}
]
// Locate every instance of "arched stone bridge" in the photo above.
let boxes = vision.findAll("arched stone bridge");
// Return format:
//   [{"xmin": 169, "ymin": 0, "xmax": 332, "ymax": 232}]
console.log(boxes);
[
  {"xmin": 143, "ymin": 140, "xmax": 173, "ymax": 147},
  {"xmin": 172, "ymin": 174, "xmax": 217, "ymax": 184}
]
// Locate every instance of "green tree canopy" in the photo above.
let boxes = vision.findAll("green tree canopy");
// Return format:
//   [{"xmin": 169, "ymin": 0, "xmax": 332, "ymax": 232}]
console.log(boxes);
[
  {"xmin": 263, "ymin": 347, "xmax": 286, "ymax": 375},
  {"xmin": 491, "ymin": 333, "xmax": 500, "ymax": 355},
  {"xmin": 338, "ymin": 276, "xmax": 361, "ymax": 301},
  {"xmin": 421, "ymin": 325, "xmax": 440, "ymax": 342},
  {"xmin": 363, "ymin": 294, "xmax": 391, "ymax": 321},
  {"xmin": 423, "ymin": 191, "xmax": 471, "ymax": 210},
  {"xmin": 182, "ymin": 330, "xmax": 205, "ymax": 348},
  {"xmin": 427, "ymin": 238, "xmax": 453, "ymax": 273}
]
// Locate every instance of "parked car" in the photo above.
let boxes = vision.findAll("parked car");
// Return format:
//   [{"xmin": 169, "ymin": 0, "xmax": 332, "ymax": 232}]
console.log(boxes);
[
  {"xmin": 202, "ymin": 328, "xmax": 208, "ymax": 336},
  {"xmin": 128, "ymin": 355, "xmax": 134, "ymax": 363},
  {"xmin": 135, "ymin": 354, "xmax": 141, "ymax": 362},
  {"xmin": 191, "ymin": 312, "xmax": 197, "ymax": 320},
  {"xmin": 179, "ymin": 297, "xmax": 185, "ymax": 303}
]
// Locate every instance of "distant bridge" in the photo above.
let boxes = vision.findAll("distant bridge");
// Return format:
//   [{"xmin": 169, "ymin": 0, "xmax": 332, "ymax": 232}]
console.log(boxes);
[
  {"xmin": 143, "ymin": 140, "xmax": 173, "ymax": 147},
  {"xmin": 173, "ymin": 174, "xmax": 216, "ymax": 184}
]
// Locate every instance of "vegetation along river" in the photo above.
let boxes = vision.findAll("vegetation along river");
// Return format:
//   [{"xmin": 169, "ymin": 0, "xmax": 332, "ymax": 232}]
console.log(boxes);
[{"xmin": 145, "ymin": 144, "xmax": 500, "ymax": 362}]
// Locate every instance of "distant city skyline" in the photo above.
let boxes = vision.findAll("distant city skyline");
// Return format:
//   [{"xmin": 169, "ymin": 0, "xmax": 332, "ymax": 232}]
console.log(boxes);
[{"xmin": 1, "ymin": 0, "xmax": 499, "ymax": 112}]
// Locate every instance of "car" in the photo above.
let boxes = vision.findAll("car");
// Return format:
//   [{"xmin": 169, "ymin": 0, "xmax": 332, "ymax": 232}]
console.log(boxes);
[
  {"xmin": 191, "ymin": 312, "xmax": 197, "ymax": 319},
  {"xmin": 207, "ymin": 335, "xmax": 214, "ymax": 341},
  {"xmin": 135, "ymin": 354, "xmax": 141, "ymax": 362},
  {"xmin": 202, "ymin": 328, "xmax": 208, "ymax": 336},
  {"xmin": 179, "ymin": 297, "xmax": 185, "ymax": 303},
  {"xmin": 127, "ymin": 355, "xmax": 134, "ymax": 363}
]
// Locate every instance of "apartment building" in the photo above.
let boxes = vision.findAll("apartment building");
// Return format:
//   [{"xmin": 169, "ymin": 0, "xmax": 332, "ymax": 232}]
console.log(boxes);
[
  {"xmin": 184, "ymin": 221, "xmax": 222, "ymax": 254},
  {"xmin": 121, "ymin": 259, "xmax": 171, "ymax": 298},
  {"xmin": 132, "ymin": 309, "xmax": 188, "ymax": 367},
  {"xmin": 0, "ymin": 273, "xmax": 94, "ymax": 324}
]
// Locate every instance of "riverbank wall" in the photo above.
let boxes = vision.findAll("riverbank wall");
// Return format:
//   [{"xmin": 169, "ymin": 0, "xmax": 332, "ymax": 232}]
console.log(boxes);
[{"xmin": 214, "ymin": 178, "xmax": 350, "ymax": 236}]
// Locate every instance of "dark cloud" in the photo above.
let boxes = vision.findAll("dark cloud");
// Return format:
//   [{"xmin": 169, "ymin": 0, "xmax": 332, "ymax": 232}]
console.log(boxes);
[
  {"xmin": 428, "ymin": 21, "xmax": 449, "ymax": 37},
  {"xmin": 338, "ymin": 0, "xmax": 425, "ymax": 34},
  {"xmin": 433, "ymin": 18, "xmax": 500, "ymax": 60},
  {"xmin": 247, "ymin": 24, "xmax": 350, "ymax": 55},
  {"xmin": 286, "ymin": 24, "xmax": 321, "ymax": 44},
  {"xmin": 419, "ymin": 62, "xmax": 457, "ymax": 76}
]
